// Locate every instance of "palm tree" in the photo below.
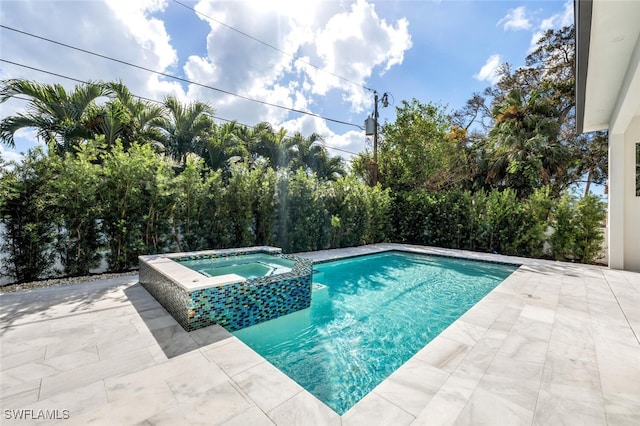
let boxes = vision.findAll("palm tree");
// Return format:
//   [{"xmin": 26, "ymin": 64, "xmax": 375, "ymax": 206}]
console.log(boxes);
[
  {"xmin": 154, "ymin": 96, "xmax": 214, "ymax": 165},
  {"xmin": 248, "ymin": 122, "xmax": 291, "ymax": 169},
  {"xmin": 104, "ymin": 82, "xmax": 165, "ymax": 148},
  {"xmin": 201, "ymin": 121, "xmax": 249, "ymax": 170},
  {"xmin": 316, "ymin": 153, "xmax": 347, "ymax": 181},
  {"xmin": 487, "ymin": 89, "xmax": 569, "ymax": 196},
  {"xmin": 287, "ymin": 132, "xmax": 345, "ymax": 179},
  {"xmin": 0, "ymin": 79, "xmax": 110, "ymax": 155}
]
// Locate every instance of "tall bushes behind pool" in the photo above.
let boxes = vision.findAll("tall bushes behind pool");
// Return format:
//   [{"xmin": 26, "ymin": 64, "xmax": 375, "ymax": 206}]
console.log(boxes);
[
  {"xmin": 391, "ymin": 187, "xmax": 605, "ymax": 260},
  {"xmin": 0, "ymin": 143, "xmax": 606, "ymax": 283},
  {"xmin": 0, "ymin": 143, "xmax": 392, "ymax": 281}
]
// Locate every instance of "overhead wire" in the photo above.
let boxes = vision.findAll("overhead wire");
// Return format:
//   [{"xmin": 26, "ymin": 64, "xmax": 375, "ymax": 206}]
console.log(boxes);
[
  {"xmin": 1, "ymin": 59, "xmax": 363, "ymax": 159},
  {"xmin": 0, "ymin": 24, "xmax": 363, "ymax": 130},
  {"xmin": 169, "ymin": 0, "xmax": 374, "ymax": 92}
]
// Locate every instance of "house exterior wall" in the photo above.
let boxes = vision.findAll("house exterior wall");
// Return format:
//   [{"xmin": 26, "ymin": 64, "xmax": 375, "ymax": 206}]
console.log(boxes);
[
  {"xmin": 622, "ymin": 116, "xmax": 640, "ymax": 271},
  {"xmin": 609, "ymin": 115, "xmax": 640, "ymax": 272},
  {"xmin": 608, "ymin": 133, "xmax": 625, "ymax": 270}
]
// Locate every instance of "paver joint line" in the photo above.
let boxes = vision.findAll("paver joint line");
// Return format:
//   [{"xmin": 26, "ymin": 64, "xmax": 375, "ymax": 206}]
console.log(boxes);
[{"xmin": 601, "ymin": 272, "xmax": 640, "ymax": 347}]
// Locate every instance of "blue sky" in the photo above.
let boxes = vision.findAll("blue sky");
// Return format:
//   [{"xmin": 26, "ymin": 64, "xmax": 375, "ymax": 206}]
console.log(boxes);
[{"xmin": 0, "ymin": 0, "xmax": 574, "ymax": 163}]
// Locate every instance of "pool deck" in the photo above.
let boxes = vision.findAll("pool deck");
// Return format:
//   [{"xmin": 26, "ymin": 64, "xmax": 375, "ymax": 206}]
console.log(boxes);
[{"xmin": 1, "ymin": 243, "xmax": 639, "ymax": 425}]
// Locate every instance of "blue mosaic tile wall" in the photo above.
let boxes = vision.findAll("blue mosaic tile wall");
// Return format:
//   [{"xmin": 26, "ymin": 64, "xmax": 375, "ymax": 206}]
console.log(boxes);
[
  {"xmin": 139, "ymin": 247, "xmax": 313, "ymax": 332},
  {"xmin": 190, "ymin": 273, "xmax": 312, "ymax": 331},
  {"xmin": 139, "ymin": 260, "xmax": 192, "ymax": 330}
]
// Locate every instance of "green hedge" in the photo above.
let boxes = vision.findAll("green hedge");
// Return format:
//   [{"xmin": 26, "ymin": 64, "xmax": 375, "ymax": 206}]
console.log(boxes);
[
  {"xmin": 0, "ymin": 143, "xmax": 606, "ymax": 283},
  {"xmin": 391, "ymin": 187, "xmax": 604, "ymax": 260},
  {"xmin": 0, "ymin": 143, "xmax": 392, "ymax": 281}
]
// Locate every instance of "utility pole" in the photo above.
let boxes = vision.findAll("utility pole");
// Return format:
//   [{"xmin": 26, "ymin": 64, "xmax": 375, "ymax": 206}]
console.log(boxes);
[
  {"xmin": 365, "ymin": 91, "xmax": 388, "ymax": 186},
  {"xmin": 373, "ymin": 91, "xmax": 379, "ymax": 186}
]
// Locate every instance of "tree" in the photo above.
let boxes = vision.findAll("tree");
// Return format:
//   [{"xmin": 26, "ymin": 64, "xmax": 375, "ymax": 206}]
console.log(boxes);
[
  {"xmin": 154, "ymin": 96, "xmax": 214, "ymax": 165},
  {"xmin": 315, "ymin": 153, "xmax": 347, "ymax": 181},
  {"xmin": 99, "ymin": 141, "xmax": 174, "ymax": 271},
  {"xmin": 550, "ymin": 193, "xmax": 605, "ymax": 263},
  {"xmin": 247, "ymin": 122, "xmax": 291, "ymax": 168},
  {"xmin": 478, "ymin": 25, "xmax": 604, "ymax": 195},
  {"xmin": 575, "ymin": 130, "xmax": 608, "ymax": 196},
  {"xmin": 376, "ymin": 99, "xmax": 465, "ymax": 191},
  {"xmin": 84, "ymin": 82, "xmax": 165, "ymax": 150},
  {"xmin": 0, "ymin": 79, "xmax": 110, "ymax": 155},
  {"xmin": 286, "ymin": 132, "xmax": 345, "ymax": 180},
  {"xmin": 486, "ymin": 89, "xmax": 570, "ymax": 196},
  {"xmin": 201, "ymin": 121, "xmax": 249, "ymax": 171}
]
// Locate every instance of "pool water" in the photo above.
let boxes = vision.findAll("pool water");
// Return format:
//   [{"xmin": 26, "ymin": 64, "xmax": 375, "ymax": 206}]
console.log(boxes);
[
  {"xmin": 177, "ymin": 253, "xmax": 296, "ymax": 279},
  {"xmin": 233, "ymin": 251, "xmax": 517, "ymax": 414}
]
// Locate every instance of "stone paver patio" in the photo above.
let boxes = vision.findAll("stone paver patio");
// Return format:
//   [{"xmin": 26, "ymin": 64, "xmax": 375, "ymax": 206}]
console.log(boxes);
[{"xmin": 1, "ymin": 244, "xmax": 639, "ymax": 425}]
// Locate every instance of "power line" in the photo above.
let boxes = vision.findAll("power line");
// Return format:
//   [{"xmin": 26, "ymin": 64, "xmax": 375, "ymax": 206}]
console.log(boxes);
[
  {"xmin": 170, "ymin": 0, "xmax": 373, "ymax": 92},
  {"xmin": 1, "ymin": 59, "xmax": 363, "ymax": 158},
  {"xmin": 0, "ymin": 24, "xmax": 363, "ymax": 130}
]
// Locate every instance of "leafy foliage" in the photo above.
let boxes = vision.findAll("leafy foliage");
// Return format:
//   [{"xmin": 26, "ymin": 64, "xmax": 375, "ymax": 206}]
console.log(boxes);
[
  {"xmin": 550, "ymin": 194, "xmax": 606, "ymax": 262},
  {"xmin": 0, "ymin": 148, "xmax": 56, "ymax": 282},
  {"xmin": 374, "ymin": 99, "xmax": 466, "ymax": 191},
  {"xmin": 0, "ymin": 79, "xmax": 110, "ymax": 154},
  {"xmin": 99, "ymin": 141, "xmax": 174, "ymax": 271},
  {"xmin": 50, "ymin": 143, "xmax": 103, "ymax": 276}
]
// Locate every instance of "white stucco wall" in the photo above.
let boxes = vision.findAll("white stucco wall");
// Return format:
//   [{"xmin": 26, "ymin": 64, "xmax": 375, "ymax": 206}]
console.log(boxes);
[
  {"xmin": 608, "ymin": 133, "xmax": 625, "ymax": 270},
  {"xmin": 623, "ymin": 115, "xmax": 640, "ymax": 271},
  {"xmin": 609, "ymin": 115, "xmax": 640, "ymax": 272}
]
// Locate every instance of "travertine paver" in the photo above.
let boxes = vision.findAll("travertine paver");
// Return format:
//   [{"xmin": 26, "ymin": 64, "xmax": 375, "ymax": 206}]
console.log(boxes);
[{"xmin": 1, "ymin": 244, "xmax": 639, "ymax": 425}]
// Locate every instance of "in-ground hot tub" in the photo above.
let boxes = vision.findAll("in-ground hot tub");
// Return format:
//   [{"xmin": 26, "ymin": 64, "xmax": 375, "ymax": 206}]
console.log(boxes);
[
  {"xmin": 139, "ymin": 246, "xmax": 312, "ymax": 331},
  {"xmin": 178, "ymin": 253, "xmax": 297, "ymax": 279}
]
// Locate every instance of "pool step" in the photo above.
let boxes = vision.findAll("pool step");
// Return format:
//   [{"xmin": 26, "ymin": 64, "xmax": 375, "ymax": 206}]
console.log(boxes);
[{"xmin": 312, "ymin": 283, "xmax": 328, "ymax": 291}]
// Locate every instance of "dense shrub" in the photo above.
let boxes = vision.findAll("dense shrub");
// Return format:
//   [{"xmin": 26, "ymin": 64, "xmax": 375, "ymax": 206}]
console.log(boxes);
[
  {"xmin": 0, "ymin": 142, "xmax": 606, "ymax": 283},
  {"xmin": 172, "ymin": 157, "xmax": 221, "ymax": 251},
  {"xmin": 50, "ymin": 144, "xmax": 103, "ymax": 276},
  {"xmin": 550, "ymin": 194, "xmax": 606, "ymax": 262},
  {"xmin": 0, "ymin": 148, "xmax": 57, "ymax": 282},
  {"xmin": 277, "ymin": 168, "xmax": 331, "ymax": 253},
  {"xmin": 390, "ymin": 186, "xmax": 604, "ymax": 262},
  {"xmin": 99, "ymin": 142, "xmax": 174, "ymax": 272}
]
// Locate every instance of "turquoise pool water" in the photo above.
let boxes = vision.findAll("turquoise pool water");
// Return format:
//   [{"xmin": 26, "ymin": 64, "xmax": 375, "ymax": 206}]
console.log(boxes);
[
  {"xmin": 233, "ymin": 251, "xmax": 517, "ymax": 414},
  {"xmin": 177, "ymin": 253, "xmax": 296, "ymax": 279}
]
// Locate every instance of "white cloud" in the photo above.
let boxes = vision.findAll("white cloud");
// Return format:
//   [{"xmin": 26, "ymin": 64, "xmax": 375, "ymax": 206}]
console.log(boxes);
[
  {"xmin": 0, "ymin": 0, "xmax": 182, "ymax": 100},
  {"xmin": 530, "ymin": 0, "xmax": 574, "ymax": 50},
  {"xmin": 540, "ymin": 0, "xmax": 573, "ymax": 30},
  {"xmin": 310, "ymin": 0, "xmax": 412, "ymax": 112},
  {"xmin": 184, "ymin": 0, "xmax": 411, "ymax": 125},
  {"xmin": 530, "ymin": 31, "xmax": 545, "ymax": 49},
  {"xmin": 281, "ymin": 115, "xmax": 331, "ymax": 137},
  {"xmin": 324, "ymin": 130, "xmax": 368, "ymax": 161},
  {"xmin": 0, "ymin": 145, "xmax": 24, "ymax": 164},
  {"xmin": 474, "ymin": 54, "xmax": 502, "ymax": 86},
  {"xmin": 278, "ymin": 116, "xmax": 365, "ymax": 161},
  {"xmin": 104, "ymin": 0, "xmax": 177, "ymax": 70},
  {"xmin": 498, "ymin": 7, "xmax": 531, "ymax": 31}
]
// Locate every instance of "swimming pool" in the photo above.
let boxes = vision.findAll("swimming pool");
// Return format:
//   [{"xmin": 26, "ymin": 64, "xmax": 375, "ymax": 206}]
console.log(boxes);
[
  {"xmin": 233, "ymin": 251, "xmax": 517, "ymax": 414},
  {"xmin": 178, "ymin": 253, "xmax": 296, "ymax": 279}
]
